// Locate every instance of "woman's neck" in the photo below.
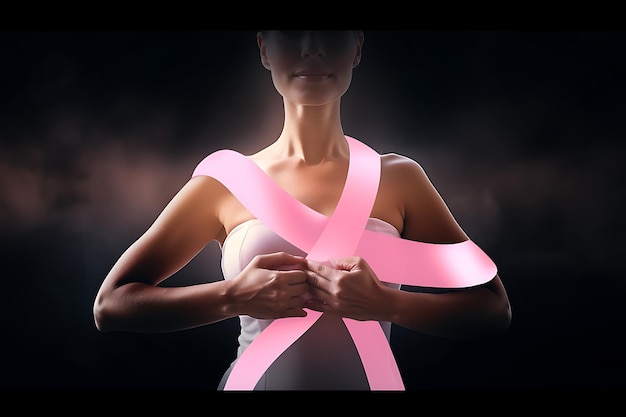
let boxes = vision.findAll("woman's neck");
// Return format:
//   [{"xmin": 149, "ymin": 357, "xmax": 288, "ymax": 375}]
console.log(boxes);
[{"xmin": 272, "ymin": 99, "xmax": 348, "ymax": 165}]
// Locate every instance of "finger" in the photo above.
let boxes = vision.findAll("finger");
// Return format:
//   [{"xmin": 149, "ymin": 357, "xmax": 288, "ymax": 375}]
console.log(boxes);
[
  {"xmin": 328, "ymin": 256, "xmax": 360, "ymax": 271},
  {"xmin": 304, "ymin": 268, "xmax": 334, "ymax": 295},
  {"xmin": 304, "ymin": 298, "xmax": 329, "ymax": 313},
  {"xmin": 255, "ymin": 252, "xmax": 306, "ymax": 269},
  {"xmin": 287, "ymin": 294, "xmax": 309, "ymax": 309},
  {"xmin": 275, "ymin": 269, "xmax": 308, "ymax": 286},
  {"xmin": 304, "ymin": 258, "xmax": 336, "ymax": 281},
  {"xmin": 305, "ymin": 282, "xmax": 324, "ymax": 299},
  {"xmin": 270, "ymin": 292, "xmax": 309, "ymax": 318}
]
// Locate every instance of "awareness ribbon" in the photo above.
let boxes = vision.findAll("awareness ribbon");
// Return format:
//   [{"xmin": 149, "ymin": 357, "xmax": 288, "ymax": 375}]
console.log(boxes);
[{"xmin": 192, "ymin": 136, "xmax": 497, "ymax": 390}]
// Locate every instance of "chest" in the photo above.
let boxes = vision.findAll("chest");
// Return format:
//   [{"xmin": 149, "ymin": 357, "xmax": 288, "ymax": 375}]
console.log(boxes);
[
  {"xmin": 218, "ymin": 158, "xmax": 404, "ymax": 237},
  {"xmin": 268, "ymin": 163, "xmax": 348, "ymax": 217}
]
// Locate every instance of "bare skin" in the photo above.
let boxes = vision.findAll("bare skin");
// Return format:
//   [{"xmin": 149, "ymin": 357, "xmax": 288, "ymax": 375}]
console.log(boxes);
[{"xmin": 93, "ymin": 30, "xmax": 511, "ymax": 340}]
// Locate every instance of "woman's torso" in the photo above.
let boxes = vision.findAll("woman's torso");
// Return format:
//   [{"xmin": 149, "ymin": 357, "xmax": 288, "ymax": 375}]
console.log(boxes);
[
  {"xmin": 219, "ymin": 217, "xmax": 401, "ymax": 390},
  {"xmin": 213, "ymin": 149, "xmax": 407, "ymax": 389}
]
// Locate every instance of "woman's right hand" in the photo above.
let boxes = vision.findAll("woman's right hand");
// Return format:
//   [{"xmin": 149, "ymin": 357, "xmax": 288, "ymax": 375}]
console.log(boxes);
[{"xmin": 225, "ymin": 252, "xmax": 310, "ymax": 319}]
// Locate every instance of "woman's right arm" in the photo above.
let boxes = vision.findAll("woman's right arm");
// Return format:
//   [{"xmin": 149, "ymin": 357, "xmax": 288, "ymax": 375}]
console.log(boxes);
[{"xmin": 93, "ymin": 175, "xmax": 309, "ymax": 333}]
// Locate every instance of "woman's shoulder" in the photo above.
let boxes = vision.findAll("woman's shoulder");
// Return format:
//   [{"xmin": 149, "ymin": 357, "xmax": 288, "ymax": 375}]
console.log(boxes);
[
  {"xmin": 380, "ymin": 152, "xmax": 427, "ymax": 178},
  {"xmin": 379, "ymin": 151, "xmax": 440, "ymax": 202}
]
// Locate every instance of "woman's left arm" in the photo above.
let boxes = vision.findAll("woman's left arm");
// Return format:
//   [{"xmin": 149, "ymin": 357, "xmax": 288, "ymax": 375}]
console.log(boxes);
[
  {"xmin": 306, "ymin": 257, "xmax": 511, "ymax": 338},
  {"xmin": 305, "ymin": 154, "xmax": 512, "ymax": 339},
  {"xmin": 387, "ymin": 154, "xmax": 511, "ymax": 338}
]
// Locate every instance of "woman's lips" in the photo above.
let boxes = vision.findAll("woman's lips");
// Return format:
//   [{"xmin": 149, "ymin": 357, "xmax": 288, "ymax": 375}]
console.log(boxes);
[
  {"xmin": 293, "ymin": 69, "xmax": 333, "ymax": 81},
  {"xmin": 294, "ymin": 72, "xmax": 332, "ymax": 81}
]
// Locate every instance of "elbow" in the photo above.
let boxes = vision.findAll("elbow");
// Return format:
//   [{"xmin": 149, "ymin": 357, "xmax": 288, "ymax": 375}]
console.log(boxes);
[
  {"xmin": 484, "ymin": 276, "xmax": 512, "ymax": 336},
  {"xmin": 470, "ymin": 291, "xmax": 512, "ymax": 338},
  {"xmin": 93, "ymin": 293, "xmax": 114, "ymax": 332},
  {"xmin": 503, "ymin": 300, "xmax": 513, "ymax": 332},
  {"xmin": 493, "ymin": 298, "xmax": 512, "ymax": 336},
  {"xmin": 462, "ymin": 302, "xmax": 511, "ymax": 340},
  {"xmin": 93, "ymin": 308, "xmax": 106, "ymax": 333}
]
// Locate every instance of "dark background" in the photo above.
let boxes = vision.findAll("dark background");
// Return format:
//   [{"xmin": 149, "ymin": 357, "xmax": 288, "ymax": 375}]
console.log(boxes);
[{"xmin": 1, "ymin": 30, "xmax": 624, "ymax": 390}]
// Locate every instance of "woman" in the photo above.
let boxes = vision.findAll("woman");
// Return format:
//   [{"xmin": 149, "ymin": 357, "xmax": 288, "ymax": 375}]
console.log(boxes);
[{"xmin": 93, "ymin": 30, "xmax": 512, "ymax": 390}]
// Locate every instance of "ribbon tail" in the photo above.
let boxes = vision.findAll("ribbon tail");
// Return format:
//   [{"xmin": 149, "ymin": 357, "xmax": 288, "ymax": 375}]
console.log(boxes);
[
  {"xmin": 224, "ymin": 310, "xmax": 323, "ymax": 390},
  {"xmin": 344, "ymin": 318, "xmax": 405, "ymax": 390}
]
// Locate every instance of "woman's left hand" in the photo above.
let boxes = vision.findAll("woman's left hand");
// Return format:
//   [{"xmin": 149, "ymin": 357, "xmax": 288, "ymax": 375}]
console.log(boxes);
[{"xmin": 304, "ymin": 257, "xmax": 392, "ymax": 321}]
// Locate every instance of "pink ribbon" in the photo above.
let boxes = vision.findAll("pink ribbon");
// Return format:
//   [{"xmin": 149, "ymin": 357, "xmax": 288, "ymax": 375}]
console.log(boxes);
[{"xmin": 192, "ymin": 136, "xmax": 497, "ymax": 390}]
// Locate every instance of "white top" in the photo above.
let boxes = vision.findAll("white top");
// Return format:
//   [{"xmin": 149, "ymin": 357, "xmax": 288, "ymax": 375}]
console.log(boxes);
[{"xmin": 218, "ymin": 217, "xmax": 401, "ymax": 390}]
